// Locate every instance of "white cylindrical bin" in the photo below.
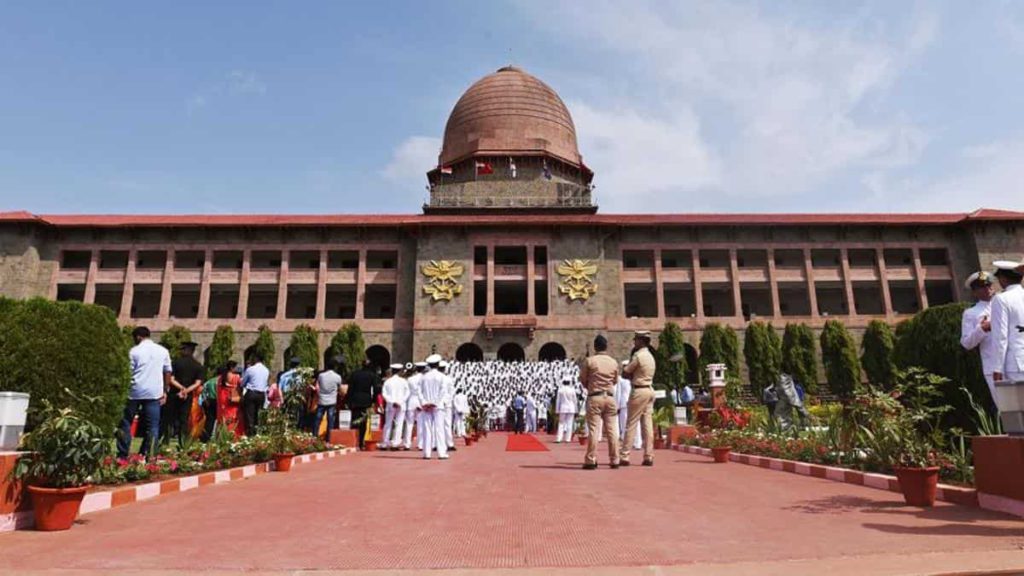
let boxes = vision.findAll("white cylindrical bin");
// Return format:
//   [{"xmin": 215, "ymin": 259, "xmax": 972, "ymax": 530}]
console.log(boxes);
[{"xmin": 0, "ymin": 392, "xmax": 30, "ymax": 451}]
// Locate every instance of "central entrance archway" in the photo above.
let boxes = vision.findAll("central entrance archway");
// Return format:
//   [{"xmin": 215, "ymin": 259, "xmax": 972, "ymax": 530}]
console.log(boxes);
[
  {"xmin": 538, "ymin": 342, "xmax": 567, "ymax": 362},
  {"xmin": 456, "ymin": 342, "xmax": 484, "ymax": 362},
  {"xmin": 496, "ymin": 342, "xmax": 525, "ymax": 362},
  {"xmin": 365, "ymin": 345, "xmax": 391, "ymax": 375}
]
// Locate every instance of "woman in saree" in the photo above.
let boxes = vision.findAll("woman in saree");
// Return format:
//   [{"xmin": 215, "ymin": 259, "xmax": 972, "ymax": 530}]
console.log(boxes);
[{"xmin": 216, "ymin": 360, "xmax": 245, "ymax": 438}]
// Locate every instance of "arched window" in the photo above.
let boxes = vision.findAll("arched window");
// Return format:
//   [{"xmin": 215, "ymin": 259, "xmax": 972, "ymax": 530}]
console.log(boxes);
[
  {"xmin": 537, "ymin": 342, "xmax": 567, "ymax": 362},
  {"xmin": 496, "ymin": 342, "xmax": 526, "ymax": 362},
  {"xmin": 456, "ymin": 342, "xmax": 484, "ymax": 362}
]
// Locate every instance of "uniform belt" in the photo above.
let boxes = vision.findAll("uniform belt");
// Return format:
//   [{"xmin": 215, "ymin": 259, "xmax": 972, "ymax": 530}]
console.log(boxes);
[
  {"xmin": 632, "ymin": 385, "xmax": 652, "ymax": 389},
  {"xmin": 588, "ymin": 391, "xmax": 613, "ymax": 398}
]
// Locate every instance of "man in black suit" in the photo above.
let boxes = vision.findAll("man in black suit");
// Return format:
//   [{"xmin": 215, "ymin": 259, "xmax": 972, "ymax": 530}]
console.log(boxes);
[{"xmin": 345, "ymin": 359, "xmax": 381, "ymax": 450}]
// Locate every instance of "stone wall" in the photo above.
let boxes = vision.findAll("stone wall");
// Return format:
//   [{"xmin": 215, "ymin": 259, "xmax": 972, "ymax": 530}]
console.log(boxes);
[{"xmin": 0, "ymin": 224, "xmax": 57, "ymax": 300}]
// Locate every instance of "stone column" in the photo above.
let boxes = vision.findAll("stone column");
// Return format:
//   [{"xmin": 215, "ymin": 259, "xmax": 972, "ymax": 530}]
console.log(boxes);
[
  {"xmin": 119, "ymin": 248, "xmax": 137, "ymax": 321},
  {"xmin": 912, "ymin": 247, "xmax": 929, "ymax": 310},
  {"xmin": 766, "ymin": 248, "xmax": 781, "ymax": 318},
  {"xmin": 83, "ymin": 249, "xmax": 99, "ymax": 304},
  {"xmin": 527, "ymin": 245, "xmax": 536, "ymax": 315},
  {"xmin": 692, "ymin": 250, "xmax": 705, "ymax": 321},
  {"xmin": 486, "ymin": 244, "xmax": 495, "ymax": 316},
  {"xmin": 355, "ymin": 249, "xmax": 367, "ymax": 319},
  {"xmin": 276, "ymin": 249, "xmax": 290, "ymax": 320},
  {"xmin": 654, "ymin": 248, "xmax": 665, "ymax": 319},
  {"xmin": 803, "ymin": 248, "xmax": 819, "ymax": 318},
  {"xmin": 876, "ymin": 247, "xmax": 894, "ymax": 317},
  {"xmin": 158, "ymin": 249, "xmax": 175, "ymax": 319},
  {"xmin": 315, "ymin": 248, "xmax": 328, "ymax": 321},
  {"xmin": 840, "ymin": 247, "xmax": 856, "ymax": 316},
  {"xmin": 197, "ymin": 249, "xmax": 213, "ymax": 319},
  {"xmin": 236, "ymin": 249, "xmax": 251, "ymax": 320},
  {"xmin": 729, "ymin": 248, "xmax": 742, "ymax": 319}
]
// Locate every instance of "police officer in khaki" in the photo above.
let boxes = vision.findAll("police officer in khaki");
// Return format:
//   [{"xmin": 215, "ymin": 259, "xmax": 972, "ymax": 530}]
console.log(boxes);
[
  {"xmin": 621, "ymin": 330, "xmax": 657, "ymax": 466},
  {"xmin": 579, "ymin": 334, "xmax": 620, "ymax": 470}
]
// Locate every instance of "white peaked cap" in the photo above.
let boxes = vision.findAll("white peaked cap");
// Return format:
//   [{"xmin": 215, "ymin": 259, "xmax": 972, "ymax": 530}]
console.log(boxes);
[
  {"xmin": 993, "ymin": 259, "xmax": 1024, "ymax": 271},
  {"xmin": 439, "ymin": 360, "xmax": 449, "ymax": 368},
  {"xmin": 390, "ymin": 363, "xmax": 403, "ymax": 370},
  {"xmin": 414, "ymin": 361, "xmax": 427, "ymax": 368},
  {"xmin": 621, "ymin": 360, "xmax": 629, "ymax": 366},
  {"xmin": 426, "ymin": 354, "xmax": 443, "ymax": 365}
]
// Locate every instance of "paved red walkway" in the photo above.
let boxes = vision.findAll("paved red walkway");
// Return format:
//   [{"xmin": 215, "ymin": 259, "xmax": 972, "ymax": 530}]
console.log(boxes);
[{"xmin": 1, "ymin": 433, "xmax": 1022, "ymax": 574}]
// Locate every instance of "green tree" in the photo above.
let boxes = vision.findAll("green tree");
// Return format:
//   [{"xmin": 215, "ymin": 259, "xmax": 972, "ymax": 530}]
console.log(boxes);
[
  {"xmin": 0, "ymin": 298, "xmax": 131, "ymax": 433},
  {"xmin": 743, "ymin": 321, "xmax": 782, "ymax": 396},
  {"xmin": 654, "ymin": 322, "xmax": 687, "ymax": 393},
  {"xmin": 781, "ymin": 323, "xmax": 818, "ymax": 394},
  {"xmin": 820, "ymin": 319, "xmax": 861, "ymax": 399},
  {"xmin": 286, "ymin": 324, "xmax": 320, "ymax": 370},
  {"xmin": 250, "ymin": 324, "xmax": 276, "ymax": 366},
  {"xmin": 328, "ymin": 322, "xmax": 366, "ymax": 379},
  {"xmin": 699, "ymin": 323, "xmax": 740, "ymax": 385},
  {"xmin": 205, "ymin": 325, "xmax": 235, "ymax": 378},
  {"xmin": 158, "ymin": 325, "xmax": 193, "ymax": 357},
  {"xmin": 861, "ymin": 319, "xmax": 896, "ymax": 388}
]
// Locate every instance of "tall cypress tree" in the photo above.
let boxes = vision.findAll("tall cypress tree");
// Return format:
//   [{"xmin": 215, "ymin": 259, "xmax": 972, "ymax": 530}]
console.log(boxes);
[
  {"xmin": 206, "ymin": 325, "xmax": 235, "ymax": 378},
  {"xmin": 251, "ymin": 324, "xmax": 276, "ymax": 367},
  {"xmin": 820, "ymin": 319, "xmax": 861, "ymax": 399},
  {"xmin": 329, "ymin": 323, "xmax": 366, "ymax": 379},
  {"xmin": 782, "ymin": 323, "xmax": 818, "ymax": 394},
  {"xmin": 654, "ymin": 321, "xmax": 687, "ymax": 394},
  {"xmin": 158, "ymin": 325, "xmax": 193, "ymax": 356},
  {"xmin": 286, "ymin": 324, "xmax": 320, "ymax": 370},
  {"xmin": 861, "ymin": 319, "xmax": 896, "ymax": 388},
  {"xmin": 699, "ymin": 323, "xmax": 740, "ymax": 385},
  {"xmin": 743, "ymin": 321, "xmax": 782, "ymax": 396}
]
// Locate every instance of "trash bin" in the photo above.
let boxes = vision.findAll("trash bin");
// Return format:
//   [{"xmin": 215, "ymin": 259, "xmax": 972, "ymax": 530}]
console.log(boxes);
[{"xmin": 0, "ymin": 392, "xmax": 30, "ymax": 451}]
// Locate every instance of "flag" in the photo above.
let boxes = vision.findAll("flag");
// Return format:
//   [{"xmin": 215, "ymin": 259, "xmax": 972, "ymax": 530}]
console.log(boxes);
[
  {"xmin": 542, "ymin": 159, "xmax": 552, "ymax": 180},
  {"xmin": 475, "ymin": 161, "xmax": 493, "ymax": 175},
  {"xmin": 440, "ymin": 166, "xmax": 453, "ymax": 175},
  {"xmin": 509, "ymin": 157, "xmax": 517, "ymax": 179}
]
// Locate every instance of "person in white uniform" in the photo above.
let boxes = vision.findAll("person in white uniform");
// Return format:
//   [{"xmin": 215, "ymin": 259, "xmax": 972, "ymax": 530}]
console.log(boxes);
[
  {"xmin": 960, "ymin": 271, "xmax": 999, "ymax": 401},
  {"xmin": 381, "ymin": 363, "xmax": 410, "ymax": 450},
  {"xmin": 453, "ymin": 387, "xmax": 470, "ymax": 438},
  {"xmin": 418, "ymin": 354, "xmax": 449, "ymax": 460},
  {"xmin": 991, "ymin": 260, "xmax": 1024, "ymax": 389},
  {"xmin": 616, "ymin": 360, "xmax": 642, "ymax": 449},
  {"xmin": 439, "ymin": 360, "xmax": 456, "ymax": 452},
  {"xmin": 406, "ymin": 362, "xmax": 426, "ymax": 451},
  {"xmin": 525, "ymin": 394, "xmax": 537, "ymax": 433},
  {"xmin": 555, "ymin": 377, "xmax": 578, "ymax": 442}
]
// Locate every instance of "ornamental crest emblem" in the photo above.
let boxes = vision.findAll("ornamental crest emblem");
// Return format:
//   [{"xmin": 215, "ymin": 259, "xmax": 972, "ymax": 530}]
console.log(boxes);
[
  {"xmin": 421, "ymin": 260, "xmax": 465, "ymax": 302},
  {"xmin": 557, "ymin": 259, "xmax": 599, "ymax": 301}
]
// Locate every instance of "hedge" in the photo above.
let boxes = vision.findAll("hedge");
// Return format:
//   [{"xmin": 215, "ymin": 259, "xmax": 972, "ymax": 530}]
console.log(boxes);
[
  {"xmin": 249, "ymin": 324, "xmax": 276, "ymax": 365},
  {"xmin": 158, "ymin": 325, "xmax": 193, "ymax": 355},
  {"xmin": 206, "ymin": 325, "xmax": 235, "ymax": 378},
  {"xmin": 743, "ymin": 321, "xmax": 781, "ymax": 397},
  {"xmin": 0, "ymin": 298, "xmax": 130, "ymax": 433},
  {"xmin": 654, "ymin": 321, "xmax": 687, "ymax": 392},
  {"xmin": 329, "ymin": 323, "xmax": 366, "ymax": 379},
  {"xmin": 861, "ymin": 319, "xmax": 896, "ymax": 388},
  {"xmin": 699, "ymin": 323, "xmax": 740, "ymax": 385},
  {"xmin": 781, "ymin": 323, "xmax": 818, "ymax": 394},
  {"xmin": 820, "ymin": 319, "xmax": 861, "ymax": 399},
  {"xmin": 286, "ymin": 324, "xmax": 321, "ymax": 370},
  {"xmin": 893, "ymin": 302, "xmax": 993, "ymax": 432}
]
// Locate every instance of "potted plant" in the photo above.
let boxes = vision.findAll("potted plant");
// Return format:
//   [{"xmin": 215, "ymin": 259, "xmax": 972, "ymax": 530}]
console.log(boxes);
[
  {"xmin": 264, "ymin": 407, "xmax": 295, "ymax": 472},
  {"xmin": 12, "ymin": 402, "xmax": 110, "ymax": 530},
  {"xmin": 706, "ymin": 431, "xmax": 735, "ymax": 463}
]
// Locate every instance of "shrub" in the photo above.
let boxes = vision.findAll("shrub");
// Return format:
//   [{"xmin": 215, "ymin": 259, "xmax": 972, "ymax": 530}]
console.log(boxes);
[
  {"xmin": 250, "ymin": 324, "xmax": 276, "ymax": 365},
  {"xmin": 0, "ymin": 298, "xmax": 130, "ymax": 433},
  {"xmin": 329, "ymin": 323, "xmax": 366, "ymax": 379},
  {"xmin": 893, "ymin": 303, "xmax": 993, "ymax": 433},
  {"xmin": 820, "ymin": 319, "xmax": 861, "ymax": 399},
  {"xmin": 781, "ymin": 323, "xmax": 818, "ymax": 394},
  {"xmin": 654, "ymin": 322, "xmax": 687, "ymax": 394},
  {"xmin": 861, "ymin": 319, "xmax": 896, "ymax": 387},
  {"xmin": 743, "ymin": 321, "xmax": 782, "ymax": 396},
  {"xmin": 286, "ymin": 324, "xmax": 320, "ymax": 370},
  {"xmin": 206, "ymin": 325, "xmax": 235, "ymax": 378},
  {"xmin": 699, "ymin": 323, "xmax": 740, "ymax": 385},
  {"xmin": 158, "ymin": 325, "xmax": 193, "ymax": 355},
  {"xmin": 13, "ymin": 400, "xmax": 111, "ymax": 488}
]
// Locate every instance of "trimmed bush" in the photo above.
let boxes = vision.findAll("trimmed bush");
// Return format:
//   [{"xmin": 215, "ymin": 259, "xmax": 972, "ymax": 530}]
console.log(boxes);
[
  {"xmin": 820, "ymin": 319, "xmax": 861, "ymax": 399},
  {"xmin": 894, "ymin": 303, "xmax": 993, "ymax": 432},
  {"xmin": 743, "ymin": 321, "xmax": 782, "ymax": 396},
  {"xmin": 654, "ymin": 322, "xmax": 687, "ymax": 392},
  {"xmin": 286, "ymin": 324, "xmax": 320, "ymax": 370},
  {"xmin": 0, "ymin": 298, "xmax": 130, "ymax": 433},
  {"xmin": 158, "ymin": 325, "xmax": 193, "ymax": 354},
  {"xmin": 782, "ymin": 323, "xmax": 818, "ymax": 394},
  {"xmin": 861, "ymin": 319, "xmax": 896, "ymax": 387},
  {"xmin": 329, "ymin": 323, "xmax": 366, "ymax": 379},
  {"xmin": 250, "ymin": 324, "xmax": 276, "ymax": 365},
  {"xmin": 699, "ymin": 323, "xmax": 740, "ymax": 385},
  {"xmin": 206, "ymin": 325, "xmax": 235, "ymax": 378}
]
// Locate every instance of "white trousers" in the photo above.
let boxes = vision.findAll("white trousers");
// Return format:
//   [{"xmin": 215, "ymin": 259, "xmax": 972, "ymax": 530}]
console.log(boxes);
[
  {"xmin": 441, "ymin": 407, "xmax": 455, "ymax": 448},
  {"xmin": 403, "ymin": 408, "xmax": 418, "ymax": 448},
  {"xmin": 421, "ymin": 408, "xmax": 448, "ymax": 459},
  {"xmin": 618, "ymin": 409, "xmax": 642, "ymax": 449},
  {"xmin": 416, "ymin": 410, "xmax": 425, "ymax": 450},
  {"xmin": 556, "ymin": 413, "xmax": 575, "ymax": 442},
  {"xmin": 454, "ymin": 412, "xmax": 467, "ymax": 437},
  {"xmin": 382, "ymin": 405, "xmax": 400, "ymax": 447},
  {"xmin": 525, "ymin": 411, "xmax": 536, "ymax": 432}
]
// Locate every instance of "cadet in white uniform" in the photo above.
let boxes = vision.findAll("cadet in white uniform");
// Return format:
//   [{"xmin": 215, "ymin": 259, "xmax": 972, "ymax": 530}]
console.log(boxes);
[
  {"xmin": 525, "ymin": 394, "xmax": 537, "ymax": 433},
  {"xmin": 991, "ymin": 260, "xmax": 1024, "ymax": 387},
  {"xmin": 555, "ymin": 377, "xmax": 578, "ymax": 442},
  {"xmin": 418, "ymin": 354, "xmax": 449, "ymax": 460},
  {"xmin": 452, "ymin": 388, "xmax": 470, "ymax": 438},
  {"xmin": 405, "ymin": 362, "xmax": 426, "ymax": 450},
  {"xmin": 381, "ymin": 363, "xmax": 410, "ymax": 450},
  {"xmin": 960, "ymin": 271, "xmax": 998, "ymax": 400},
  {"xmin": 616, "ymin": 360, "xmax": 642, "ymax": 449},
  {"xmin": 439, "ymin": 360, "xmax": 456, "ymax": 451}
]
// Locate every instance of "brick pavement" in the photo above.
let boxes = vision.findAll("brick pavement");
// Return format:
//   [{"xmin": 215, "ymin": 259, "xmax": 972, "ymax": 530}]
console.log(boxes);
[{"xmin": 0, "ymin": 433, "xmax": 1022, "ymax": 574}]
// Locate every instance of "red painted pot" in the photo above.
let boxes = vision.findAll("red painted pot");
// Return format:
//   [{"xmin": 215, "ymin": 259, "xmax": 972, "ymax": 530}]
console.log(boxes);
[
  {"xmin": 28, "ymin": 485, "xmax": 89, "ymax": 531},
  {"xmin": 654, "ymin": 438, "xmax": 667, "ymax": 450},
  {"xmin": 578, "ymin": 436, "xmax": 588, "ymax": 446},
  {"xmin": 711, "ymin": 447, "xmax": 732, "ymax": 463},
  {"xmin": 273, "ymin": 453, "xmax": 294, "ymax": 472},
  {"xmin": 894, "ymin": 466, "xmax": 939, "ymax": 507},
  {"xmin": 363, "ymin": 440, "xmax": 379, "ymax": 452},
  {"xmin": 463, "ymin": 436, "xmax": 473, "ymax": 446}
]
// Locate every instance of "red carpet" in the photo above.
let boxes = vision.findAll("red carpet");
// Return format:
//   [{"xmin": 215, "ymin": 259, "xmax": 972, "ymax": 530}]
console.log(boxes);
[{"xmin": 505, "ymin": 433, "xmax": 550, "ymax": 452}]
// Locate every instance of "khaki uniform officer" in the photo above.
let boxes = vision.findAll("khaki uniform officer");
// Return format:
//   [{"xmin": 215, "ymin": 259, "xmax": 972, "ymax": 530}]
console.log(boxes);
[
  {"xmin": 621, "ymin": 330, "xmax": 657, "ymax": 467},
  {"xmin": 579, "ymin": 334, "xmax": 621, "ymax": 470}
]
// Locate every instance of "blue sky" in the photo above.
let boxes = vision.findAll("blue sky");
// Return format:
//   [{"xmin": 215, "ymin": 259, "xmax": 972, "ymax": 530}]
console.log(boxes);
[{"xmin": 2, "ymin": 1, "xmax": 1023, "ymax": 215}]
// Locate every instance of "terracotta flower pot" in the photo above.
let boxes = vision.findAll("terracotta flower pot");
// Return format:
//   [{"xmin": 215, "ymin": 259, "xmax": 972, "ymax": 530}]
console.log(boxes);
[
  {"xmin": 894, "ymin": 466, "xmax": 940, "ymax": 507},
  {"xmin": 273, "ymin": 453, "xmax": 295, "ymax": 472},
  {"xmin": 28, "ymin": 485, "xmax": 89, "ymax": 531},
  {"xmin": 464, "ymin": 436, "xmax": 473, "ymax": 446},
  {"xmin": 578, "ymin": 436, "xmax": 588, "ymax": 446},
  {"xmin": 711, "ymin": 447, "xmax": 732, "ymax": 463},
  {"xmin": 654, "ymin": 438, "xmax": 667, "ymax": 450},
  {"xmin": 363, "ymin": 440, "xmax": 378, "ymax": 452}
]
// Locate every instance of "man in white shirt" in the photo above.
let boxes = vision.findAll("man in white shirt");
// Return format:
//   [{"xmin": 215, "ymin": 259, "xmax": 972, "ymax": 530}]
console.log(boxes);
[
  {"xmin": 554, "ymin": 377, "xmax": 577, "ymax": 442},
  {"xmin": 117, "ymin": 326, "xmax": 172, "ymax": 459},
  {"xmin": 381, "ymin": 363, "xmax": 410, "ymax": 450},
  {"xmin": 616, "ymin": 360, "xmax": 642, "ymax": 449},
  {"xmin": 991, "ymin": 260, "xmax": 1024, "ymax": 388},
  {"xmin": 405, "ymin": 362, "xmax": 426, "ymax": 451},
  {"xmin": 961, "ymin": 271, "xmax": 998, "ymax": 400},
  {"xmin": 241, "ymin": 352, "xmax": 271, "ymax": 436},
  {"xmin": 418, "ymin": 355, "xmax": 449, "ymax": 460}
]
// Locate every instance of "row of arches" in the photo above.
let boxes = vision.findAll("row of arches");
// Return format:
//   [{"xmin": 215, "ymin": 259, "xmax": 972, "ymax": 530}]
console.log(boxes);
[{"xmin": 455, "ymin": 342, "xmax": 568, "ymax": 363}]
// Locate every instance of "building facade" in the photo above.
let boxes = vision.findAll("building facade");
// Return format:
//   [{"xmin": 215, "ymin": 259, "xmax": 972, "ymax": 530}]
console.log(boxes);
[{"xmin": 2, "ymin": 66, "xmax": 1023, "ymax": 371}]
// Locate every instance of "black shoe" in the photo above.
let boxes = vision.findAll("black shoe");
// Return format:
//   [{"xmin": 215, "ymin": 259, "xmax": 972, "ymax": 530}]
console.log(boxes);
[
  {"xmin": 642, "ymin": 459, "xmax": 654, "ymax": 467},
  {"xmin": 619, "ymin": 460, "xmax": 631, "ymax": 467},
  {"xmin": 449, "ymin": 446, "xmax": 457, "ymax": 451},
  {"xmin": 582, "ymin": 463, "xmax": 598, "ymax": 470},
  {"xmin": 610, "ymin": 463, "xmax": 620, "ymax": 469}
]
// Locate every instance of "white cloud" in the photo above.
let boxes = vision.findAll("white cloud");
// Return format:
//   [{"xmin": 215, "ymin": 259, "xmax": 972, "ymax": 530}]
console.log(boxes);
[
  {"xmin": 185, "ymin": 70, "xmax": 267, "ymax": 114},
  {"xmin": 382, "ymin": 135, "xmax": 440, "ymax": 185}
]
